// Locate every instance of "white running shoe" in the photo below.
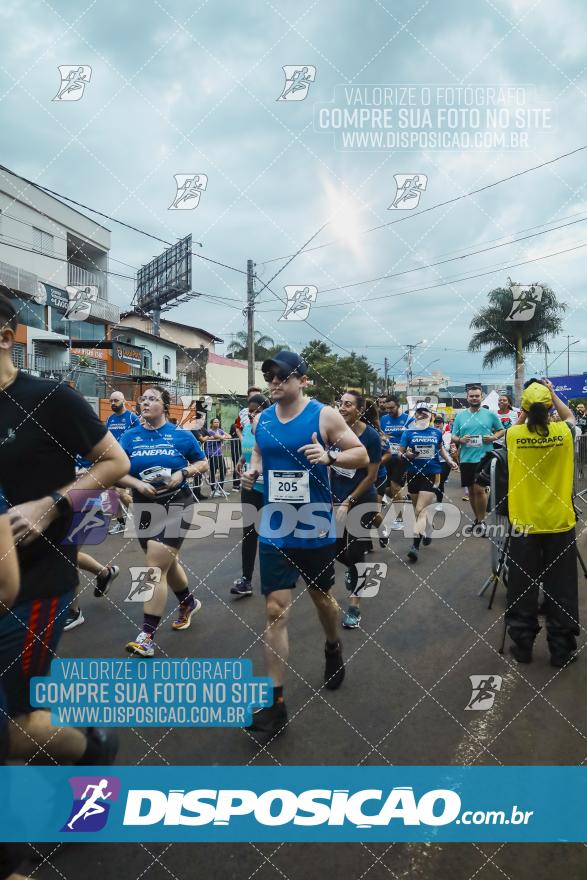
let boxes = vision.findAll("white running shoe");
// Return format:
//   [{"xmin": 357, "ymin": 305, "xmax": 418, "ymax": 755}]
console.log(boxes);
[{"xmin": 126, "ymin": 631, "xmax": 155, "ymax": 657}]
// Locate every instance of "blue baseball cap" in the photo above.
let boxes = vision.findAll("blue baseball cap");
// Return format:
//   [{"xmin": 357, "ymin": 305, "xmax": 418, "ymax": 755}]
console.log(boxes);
[{"xmin": 261, "ymin": 350, "xmax": 308, "ymax": 376}]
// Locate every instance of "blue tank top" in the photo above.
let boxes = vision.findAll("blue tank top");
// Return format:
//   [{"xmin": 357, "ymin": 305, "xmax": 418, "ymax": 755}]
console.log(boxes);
[{"xmin": 255, "ymin": 399, "xmax": 334, "ymax": 548}]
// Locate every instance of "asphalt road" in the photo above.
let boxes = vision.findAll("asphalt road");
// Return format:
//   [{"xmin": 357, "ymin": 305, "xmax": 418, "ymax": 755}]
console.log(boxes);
[{"xmin": 23, "ymin": 483, "xmax": 587, "ymax": 878}]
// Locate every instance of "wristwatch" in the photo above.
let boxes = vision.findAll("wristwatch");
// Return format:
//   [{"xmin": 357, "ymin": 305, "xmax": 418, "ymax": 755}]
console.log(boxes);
[
  {"xmin": 48, "ymin": 491, "xmax": 71, "ymax": 516},
  {"xmin": 326, "ymin": 449, "xmax": 340, "ymax": 466},
  {"xmin": 181, "ymin": 467, "xmax": 190, "ymax": 480}
]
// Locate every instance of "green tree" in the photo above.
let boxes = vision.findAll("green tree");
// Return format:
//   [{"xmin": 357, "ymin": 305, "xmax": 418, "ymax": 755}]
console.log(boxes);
[
  {"xmin": 300, "ymin": 341, "xmax": 378, "ymax": 403},
  {"xmin": 468, "ymin": 282, "xmax": 565, "ymax": 404},
  {"xmin": 226, "ymin": 331, "xmax": 288, "ymax": 362}
]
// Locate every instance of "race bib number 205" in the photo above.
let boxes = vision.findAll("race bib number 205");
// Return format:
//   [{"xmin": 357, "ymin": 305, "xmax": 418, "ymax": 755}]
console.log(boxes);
[{"xmin": 268, "ymin": 470, "xmax": 310, "ymax": 503}]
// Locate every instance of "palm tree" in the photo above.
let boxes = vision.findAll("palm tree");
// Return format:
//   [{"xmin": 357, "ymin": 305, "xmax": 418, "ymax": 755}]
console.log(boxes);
[
  {"xmin": 468, "ymin": 282, "xmax": 565, "ymax": 404},
  {"xmin": 226, "ymin": 331, "xmax": 276, "ymax": 361}
]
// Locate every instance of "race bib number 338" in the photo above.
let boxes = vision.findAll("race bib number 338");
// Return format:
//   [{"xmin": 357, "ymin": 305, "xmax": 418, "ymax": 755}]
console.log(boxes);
[{"xmin": 268, "ymin": 470, "xmax": 310, "ymax": 503}]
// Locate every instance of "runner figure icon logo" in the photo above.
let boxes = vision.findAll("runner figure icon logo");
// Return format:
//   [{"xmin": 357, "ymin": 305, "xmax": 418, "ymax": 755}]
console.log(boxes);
[
  {"xmin": 126, "ymin": 566, "xmax": 162, "ymax": 602},
  {"xmin": 276, "ymin": 66, "xmax": 316, "ymax": 101},
  {"xmin": 53, "ymin": 65, "xmax": 92, "ymax": 101},
  {"xmin": 465, "ymin": 675, "xmax": 503, "ymax": 711},
  {"xmin": 353, "ymin": 562, "xmax": 387, "ymax": 597},
  {"xmin": 388, "ymin": 174, "xmax": 428, "ymax": 210},
  {"xmin": 169, "ymin": 174, "xmax": 208, "ymax": 210},
  {"xmin": 506, "ymin": 284, "xmax": 544, "ymax": 322},
  {"xmin": 62, "ymin": 489, "xmax": 118, "ymax": 546},
  {"xmin": 61, "ymin": 776, "xmax": 120, "ymax": 832},
  {"xmin": 279, "ymin": 286, "xmax": 318, "ymax": 321},
  {"xmin": 64, "ymin": 285, "xmax": 98, "ymax": 322}
]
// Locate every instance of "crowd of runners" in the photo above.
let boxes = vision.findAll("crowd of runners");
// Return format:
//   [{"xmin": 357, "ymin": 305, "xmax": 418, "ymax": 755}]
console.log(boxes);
[{"xmin": 0, "ymin": 286, "xmax": 584, "ymax": 874}]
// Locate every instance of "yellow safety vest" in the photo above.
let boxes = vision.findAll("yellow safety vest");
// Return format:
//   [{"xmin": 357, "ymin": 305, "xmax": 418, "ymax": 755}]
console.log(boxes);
[{"xmin": 506, "ymin": 422, "xmax": 575, "ymax": 534}]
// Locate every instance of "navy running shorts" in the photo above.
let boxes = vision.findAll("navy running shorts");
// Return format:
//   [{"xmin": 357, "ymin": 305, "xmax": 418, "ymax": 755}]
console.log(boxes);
[{"xmin": 259, "ymin": 542, "xmax": 336, "ymax": 595}]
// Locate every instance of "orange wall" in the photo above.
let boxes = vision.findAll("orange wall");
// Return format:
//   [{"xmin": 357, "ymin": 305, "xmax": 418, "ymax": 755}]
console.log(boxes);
[{"xmin": 14, "ymin": 324, "xmax": 27, "ymax": 345}]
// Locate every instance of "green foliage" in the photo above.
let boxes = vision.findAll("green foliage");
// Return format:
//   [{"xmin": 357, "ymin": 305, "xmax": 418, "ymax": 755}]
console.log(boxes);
[
  {"xmin": 300, "ymin": 340, "xmax": 378, "ymax": 403},
  {"xmin": 468, "ymin": 283, "xmax": 565, "ymax": 368},
  {"xmin": 226, "ymin": 331, "xmax": 289, "ymax": 362}
]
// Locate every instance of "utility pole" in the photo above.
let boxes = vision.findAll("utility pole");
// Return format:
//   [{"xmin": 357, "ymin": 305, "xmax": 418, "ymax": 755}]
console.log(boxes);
[
  {"xmin": 384, "ymin": 356, "xmax": 389, "ymax": 393},
  {"xmin": 544, "ymin": 342, "xmax": 548, "ymax": 377},
  {"xmin": 246, "ymin": 259, "xmax": 255, "ymax": 388},
  {"xmin": 405, "ymin": 345, "xmax": 415, "ymax": 398}
]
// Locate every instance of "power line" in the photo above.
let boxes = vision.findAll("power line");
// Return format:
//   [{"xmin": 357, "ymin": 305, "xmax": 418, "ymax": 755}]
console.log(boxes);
[
  {"xmin": 0, "ymin": 210, "xmax": 141, "ymax": 271},
  {"xmin": 0, "ymin": 239, "xmax": 245, "ymax": 311},
  {"xmin": 261, "ymin": 143, "xmax": 587, "ymax": 264},
  {"xmin": 255, "ymin": 238, "xmax": 587, "ymax": 312},
  {"xmin": 257, "ymin": 213, "xmax": 587, "ymax": 302},
  {"xmin": 0, "ymin": 165, "xmax": 247, "ymax": 276}
]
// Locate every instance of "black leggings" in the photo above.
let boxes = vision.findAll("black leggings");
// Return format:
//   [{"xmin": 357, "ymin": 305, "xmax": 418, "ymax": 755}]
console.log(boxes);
[
  {"xmin": 241, "ymin": 487, "xmax": 264, "ymax": 580},
  {"xmin": 209, "ymin": 455, "xmax": 226, "ymax": 489},
  {"xmin": 435, "ymin": 461, "xmax": 452, "ymax": 502},
  {"xmin": 335, "ymin": 511, "xmax": 378, "ymax": 590}
]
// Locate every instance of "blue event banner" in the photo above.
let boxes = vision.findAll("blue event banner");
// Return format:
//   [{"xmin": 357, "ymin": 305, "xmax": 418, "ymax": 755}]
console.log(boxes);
[{"xmin": 2, "ymin": 766, "xmax": 587, "ymax": 842}]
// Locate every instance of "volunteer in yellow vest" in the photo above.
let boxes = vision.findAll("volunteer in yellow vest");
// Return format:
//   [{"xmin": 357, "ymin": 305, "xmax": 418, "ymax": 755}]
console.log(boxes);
[{"xmin": 505, "ymin": 379, "xmax": 579, "ymax": 668}]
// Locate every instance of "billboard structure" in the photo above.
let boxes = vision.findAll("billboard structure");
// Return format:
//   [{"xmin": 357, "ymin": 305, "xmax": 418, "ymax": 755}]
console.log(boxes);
[{"xmin": 135, "ymin": 235, "xmax": 194, "ymax": 334}]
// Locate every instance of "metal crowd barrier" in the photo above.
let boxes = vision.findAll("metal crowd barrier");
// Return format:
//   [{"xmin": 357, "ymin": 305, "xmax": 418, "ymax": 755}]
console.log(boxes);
[
  {"xmin": 200, "ymin": 435, "xmax": 242, "ymax": 496},
  {"xmin": 574, "ymin": 433, "xmax": 587, "ymax": 502},
  {"xmin": 479, "ymin": 457, "xmax": 510, "ymax": 604}
]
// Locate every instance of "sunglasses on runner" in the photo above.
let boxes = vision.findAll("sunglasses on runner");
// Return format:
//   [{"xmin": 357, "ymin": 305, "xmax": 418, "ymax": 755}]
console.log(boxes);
[{"xmin": 263, "ymin": 369, "xmax": 295, "ymax": 383}]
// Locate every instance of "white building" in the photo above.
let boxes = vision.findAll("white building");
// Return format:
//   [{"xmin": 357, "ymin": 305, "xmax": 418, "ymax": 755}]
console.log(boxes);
[
  {"xmin": 392, "ymin": 370, "xmax": 450, "ymax": 396},
  {"xmin": 0, "ymin": 163, "xmax": 119, "ymax": 376}
]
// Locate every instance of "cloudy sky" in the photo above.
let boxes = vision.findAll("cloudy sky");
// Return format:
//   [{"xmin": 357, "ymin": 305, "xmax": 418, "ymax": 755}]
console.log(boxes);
[{"xmin": 2, "ymin": 0, "xmax": 587, "ymax": 388}]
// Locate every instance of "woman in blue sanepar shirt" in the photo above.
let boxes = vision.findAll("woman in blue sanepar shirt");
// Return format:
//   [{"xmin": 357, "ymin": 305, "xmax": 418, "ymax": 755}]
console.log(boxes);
[
  {"xmin": 118, "ymin": 386, "xmax": 209, "ymax": 657},
  {"xmin": 399, "ymin": 402, "xmax": 457, "ymax": 564}
]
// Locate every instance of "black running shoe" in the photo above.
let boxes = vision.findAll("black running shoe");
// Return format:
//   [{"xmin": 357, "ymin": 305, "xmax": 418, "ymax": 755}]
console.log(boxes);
[
  {"xmin": 76, "ymin": 727, "xmax": 119, "ymax": 765},
  {"xmin": 324, "ymin": 641, "xmax": 345, "ymax": 690},
  {"xmin": 510, "ymin": 643, "xmax": 533, "ymax": 664},
  {"xmin": 422, "ymin": 536, "xmax": 432, "ymax": 546},
  {"xmin": 407, "ymin": 545, "xmax": 419, "ymax": 562},
  {"xmin": 550, "ymin": 651, "xmax": 578, "ymax": 668},
  {"xmin": 246, "ymin": 701, "xmax": 288, "ymax": 738},
  {"xmin": 94, "ymin": 564, "xmax": 120, "ymax": 598}
]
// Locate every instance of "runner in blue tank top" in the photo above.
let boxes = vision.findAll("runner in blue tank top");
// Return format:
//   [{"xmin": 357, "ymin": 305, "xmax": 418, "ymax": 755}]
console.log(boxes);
[
  {"xmin": 399, "ymin": 402, "xmax": 457, "ymax": 563},
  {"xmin": 380, "ymin": 395, "xmax": 414, "ymax": 531},
  {"xmin": 241, "ymin": 350, "xmax": 369, "ymax": 739}
]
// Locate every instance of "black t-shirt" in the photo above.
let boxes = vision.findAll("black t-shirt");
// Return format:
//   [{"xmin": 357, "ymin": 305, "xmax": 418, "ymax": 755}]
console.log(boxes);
[{"xmin": 0, "ymin": 372, "xmax": 107, "ymax": 603}]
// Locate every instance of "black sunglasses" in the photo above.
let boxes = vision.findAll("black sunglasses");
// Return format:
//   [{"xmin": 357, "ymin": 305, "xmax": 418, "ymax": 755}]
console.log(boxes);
[{"xmin": 263, "ymin": 369, "xmax": 296, "ymax": 382}]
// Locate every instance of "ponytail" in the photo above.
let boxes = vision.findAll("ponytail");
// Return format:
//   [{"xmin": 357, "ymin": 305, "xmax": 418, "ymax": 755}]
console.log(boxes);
[{"xmin": 526, "ymin": 402, "xmax": 549, "ymax": 437}]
